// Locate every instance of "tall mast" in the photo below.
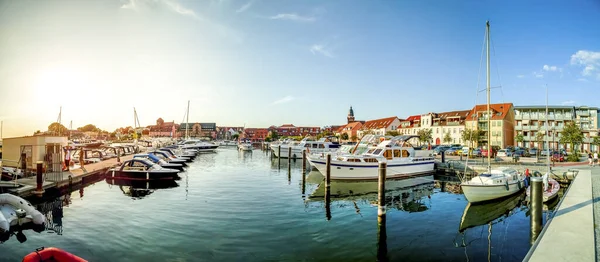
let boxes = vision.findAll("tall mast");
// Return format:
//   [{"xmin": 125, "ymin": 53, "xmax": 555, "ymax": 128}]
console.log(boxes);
[
  {"xmin": 1, "ymin": 120, "xmax": 3, "ymax": 141},
  {"xmin": 57, "ymin": 106, "xmax": 62, "ymax": 136},
  {"xmin": 185, "ymin": 100, "xmax": 190, "ymax": 140},
  {"xmin": 546, "ymin": 85, "xmax": 550, "ymax": 172},
  {"xmin": 486, "ymin": 21, "xmax": 491, "ymax": 171}
]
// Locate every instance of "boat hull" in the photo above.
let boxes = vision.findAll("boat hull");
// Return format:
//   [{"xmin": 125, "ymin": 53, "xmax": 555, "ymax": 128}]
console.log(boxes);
[
  {"xmin": 308, "ymin": 158, "xmax": 434, "ymax": 180},
  {"xmin": 106, "ymin": 170, "xmax": 179, "ymax": 180},
  {"xmin": 526, "ymin": 178, "xmax": 560, "ymax": 202},
  {"xmin": 461, "ymin": 180, "xmax": 525, "ymax": 203},
  {"xmin": 273, "ymin": 147, "xmax": 336, "ymax": 159}
]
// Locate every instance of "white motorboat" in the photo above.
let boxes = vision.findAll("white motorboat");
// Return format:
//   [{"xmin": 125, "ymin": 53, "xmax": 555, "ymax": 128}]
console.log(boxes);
[
  {"xmin": 306, "ymin": 135, "xmax": 390, "ymax": 168},
  {"xmin": 526, "ymin": 173, "xmax": 560, "ymax": 203},
  {"xmin": 307, "ymin": 135, "xmax": 434, "ymax": 180},
  {"xmin": 218, "ymin": 140, "xmax": 238, "ymax": 147},
  {"xmin": 459, "ymin": 22, "xmax": 526, "ymax": 204},
  {"xmin": 179, "ymin": 139, "xmax": 219, "ymax": 152},
  {"xmin": 461, "ymin": 167, "xmax": 526, "ymax": 203},
  {"xmin": 271, "ymin": 137, "xmax": 341, "ymax": 159},
  {"xmin": 0, "ymin": 194, "xmax": 45, "ymax": 234},
  {"xmin": 238, "ymin": 141, "xmax": 253, "ymax": 151}
]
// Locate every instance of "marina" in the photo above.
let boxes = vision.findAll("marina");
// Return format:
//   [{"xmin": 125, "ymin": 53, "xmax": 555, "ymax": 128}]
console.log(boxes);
[{"xmin": 0, "ymin": 147, "xmax": 577, "ymax": 261}]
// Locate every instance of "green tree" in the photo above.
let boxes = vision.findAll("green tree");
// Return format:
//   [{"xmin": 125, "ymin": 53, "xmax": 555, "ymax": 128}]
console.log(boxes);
[
  {"xmin": 535, "ymin": 131, "xmax": 545, "ymax": 150},
  {"xmin": 232, "ymin": 134, "xmax": 240, "ymax": 140},
  {"xmin": 592, "ymin": 136, "xmax": 600, "ymax": 152},
  {"xmin": 77, "ymin": 124, "xmax": 100, "ymax": 132},
  {"xmin": 461, "ymin": 128, "xmax": 483, "ymax": 147},
  {"xmin": 270, "ymin": 130, "xmax": 279, "ymax": 140},
  {"xmin": 33, "ymin": 130, "xmax": 42, "ymax": 135},
  {"xmin": 341, "ymin": 133, "xmax": 349, "ymax": 140},
  {"xmin": 385, "ymin": 130, "xmax": 399, "ymax": 137},
  {"xmin": 443, "ymin": 132, "xmax": 452, "ymax": 144},
  {"xmin": 417, "ymin": 128, "xmax": 433, "ymax": 146},
  {"xmin": 48, "ymin": 122, "xmax": 68, "ymax": 136},
  {"xmin": 515, "ymin": 134, "xmax": 524, "ymax": 148},
  {"xmin": 351, "ymin": 135, "xmax": 358, "ymax": 142},
  {"xmin": 559, "ymin": 121, "xmax": 583, "ymax": 153}
]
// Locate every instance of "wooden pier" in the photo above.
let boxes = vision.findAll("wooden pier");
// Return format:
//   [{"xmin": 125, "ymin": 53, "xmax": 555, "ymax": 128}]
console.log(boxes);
[{"xmin": 1, "ymin": 154, "xmax": 135, "ymax": 198}]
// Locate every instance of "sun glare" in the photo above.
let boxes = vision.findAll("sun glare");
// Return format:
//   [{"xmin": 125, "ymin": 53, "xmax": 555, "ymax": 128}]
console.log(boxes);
[{"xmin": 33, "ymin": 66, "xmax": 93, "ymax": 106}]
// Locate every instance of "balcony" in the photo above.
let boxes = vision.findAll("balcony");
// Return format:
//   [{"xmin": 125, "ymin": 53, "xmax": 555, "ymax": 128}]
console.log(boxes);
[
  {"xmin": 578, "ymin": 111, "xmax": 590, "ymax": 117},
  {"xmin": 447, "ymin": 122, "xmax": 460, "ymax": 126},
  {"xmin": 515, "ymin": 115, "xmax": 522, "ymax": 120},
  {"xmin": 515, "ymin": 126, "xmax": 522, "ymax": 131}
]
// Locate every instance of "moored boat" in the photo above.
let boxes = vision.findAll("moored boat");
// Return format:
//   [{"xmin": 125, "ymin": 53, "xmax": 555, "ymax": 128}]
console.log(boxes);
[
  {"xmin": 526, "ymin": 174, "xmax": 560, "ymax": 202},
  {"xmin": 23, "ymin": 247, "xmax": 87, "ymax": 262},
  {"xmin": 133, "ymin": 154, "xmax": 185, "ymax": 171},
  {"xmin": 272, "ymin": 137, "xmax": 341, "ymax": 159},
  {"xmin": 0, "ymin": 194, "xmax": 45, "ymax": 236},
  {"xmin": 307, "ymin": 135, "xmax": 434, "ymax": 180},
  {"xmin": 459, "ymin": 192, "xmax": 524, "ymax": 232},
  {"xmin": 106, "ymin": 159, "xmax": 180, "ymax": 180},
  {"xmin": 460, "ymin": 167, "xmax": 526, "ymax": 203},
  {"xmin": 238, "ymin": 139, "xmax": 253, "ymax": 151}
]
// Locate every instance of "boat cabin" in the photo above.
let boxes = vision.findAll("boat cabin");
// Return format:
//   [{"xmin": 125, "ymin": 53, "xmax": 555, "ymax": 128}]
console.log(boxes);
[{"xmin": 119, "ymin": 159, "xmax": 159, "ymax": 172}]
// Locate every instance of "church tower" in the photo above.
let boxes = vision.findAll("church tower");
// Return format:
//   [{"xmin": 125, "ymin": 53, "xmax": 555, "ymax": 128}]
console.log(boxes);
[{"xmin": 347, "ymin": 106, "xmax": 355, "ymax": 124}]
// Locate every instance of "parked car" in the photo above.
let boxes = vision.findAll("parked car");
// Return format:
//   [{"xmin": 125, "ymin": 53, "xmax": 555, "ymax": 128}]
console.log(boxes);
[
  {"xmin": 471, "ymin": 148, "xmax": 482, "ymax": 157},
  {"xmin": 540, "ymin": 149, "xmax": 551, "ymax": 156},
  {"xmin": 551, "ymin": 151, "xmax": 565, "ymax": 162},
  {"xmin": 529, "ymin": 148, "xmax": 538, "ymax": 156},
  {"xmin": 497, "ymin": 149, "xmax": 510, "ymax": 157},
  {"xmin": 461, "ymin": 147, "xmax": 470, "ymax": 156},
  {"xmin": 481, "ymin": 148, "xmax": 497, "ymax": 157},
  {"xmin": 513, "ymin": 149, "xmax": 530, "ymax": 157},
  {"xmin": 433, "ymin": 146, "xmax": 449, "ymax": 156},
  {"xmin": 445, "ymin": 148, "xmax": 457, "ymax": 155}
]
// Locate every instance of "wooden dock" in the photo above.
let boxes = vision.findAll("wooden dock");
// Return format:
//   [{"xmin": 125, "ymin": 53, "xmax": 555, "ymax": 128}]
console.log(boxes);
[{"xmin": 1, "ymin": 154, "xmax": 135, "ymax": 198}]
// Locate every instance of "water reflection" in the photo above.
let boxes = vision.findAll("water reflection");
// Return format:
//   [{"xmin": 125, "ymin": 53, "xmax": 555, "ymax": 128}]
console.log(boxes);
[
  {"xmin": 307, "ymin": 173, "xmax": 435, "ymax": 213},
  {"xmin": 105, "ymin": 178, "xmax": 179, "ymax": 199},
  {"xmin": 454, "ymin": 193, "xmax": 526, "ymax": 261}
]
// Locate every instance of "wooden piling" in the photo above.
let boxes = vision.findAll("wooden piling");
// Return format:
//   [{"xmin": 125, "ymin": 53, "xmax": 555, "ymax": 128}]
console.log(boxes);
[
  {"xmin": 288, "ymin": 147, "xmax": 292, "ymax": 172},
  {"xmin": 302, "ymin": 150, "xmax": 307, "ymax": 173},
  {"xmin": 377, "ymin": 213, "xmax": 388, "ymax": 262},
  {"xmin": 33, "ymin": 161, "xmax": 44, "ymax": 196},
  {"xmin": 278, "ymin": 146, "xmax": 281, "ymax": 168},
  {"xmin": 378, "ymin": 161, "xmax": 387, "ymax": 216},
  {"xmin": 325, "ymin": 154, "xmax": 331, "ymax": 188},
  {"xmin": 530, "ymin": 176, "xmax": 543, "ymax": 244}
]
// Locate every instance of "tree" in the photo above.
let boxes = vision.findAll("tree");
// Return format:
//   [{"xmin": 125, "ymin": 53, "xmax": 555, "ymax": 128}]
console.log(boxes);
[
  {"xmin": 515, "ymin": 134, "xmax": 524, "ymax": 148},
  {"xmin": 232, "ymin": 134, "xmax": 240, "ymax": 140},
  {"xmin": 592, "ymin": 136, "xmax": 600, "ymax": 152},
  {"xmin": 351, "ymin": 135, "xmax": 358, "ymax": 142},
  {"xmin": 559, "ymin": 121, "xmax": 583, "ymax": 153},
  {"xmin": 33, "ymin": 130, "xmax": 42, "ymax": 135},
  {"xmin": 417, "ymin": 128, "xmax": 432, "ymax": 146},
  {"xmin": 443, "ymin": 132, "xmax": 452, "ymax": 144},
  {"xmin": 77, "ymin": 124, "xmax": 100, "ymax": 132},
  {"xmin": 385, "ymin": 130, "xmax": 399, "ymax": 137},
  {"xmin": 341, "ymin": 133, "xmax": 349, "ymax": 140},
  {"xmin": 461, "ymin": 128, "xmax": 483, "ymax": 147},
  {"xmin": 270, "ymin": 130, "xmax": 279, "ymax": 140},
  {"xmin": 48, "ymin": 122, "xmax": 68, "ymax": 136},
  {"xmin": 535, "ymin": 131, "xmax": 545, "ymax": 150}
]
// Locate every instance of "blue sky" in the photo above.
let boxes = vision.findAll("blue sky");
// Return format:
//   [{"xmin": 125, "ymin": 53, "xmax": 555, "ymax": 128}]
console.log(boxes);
[{"xmin": 0, "ymin": 0, "xmax": 599, "ymax": 137}]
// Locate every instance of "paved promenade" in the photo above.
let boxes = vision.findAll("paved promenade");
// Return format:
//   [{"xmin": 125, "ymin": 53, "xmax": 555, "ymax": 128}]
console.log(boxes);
[{"xmin": 525, "ymin": 167, "xmax": 596, "ymax": 261}]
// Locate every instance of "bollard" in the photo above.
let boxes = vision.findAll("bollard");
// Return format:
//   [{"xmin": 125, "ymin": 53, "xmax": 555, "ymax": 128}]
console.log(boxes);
[
  {"xmin": 21, "ymin": 153, "xmax": 27, "ymax": 173},
  {"xmin": 530, "ymin": 176, "xmax": 543, "ymax": 244},
  {"xmin": 378, "ymin": 161, "xmax": 387, "ymax": 216},
  {"xmin": 302, "ymin": 150, "xmax": 307, "ymax": 174},
  {"xmin": 441, "ymin": 151, "xmax": 445, "ymax": 163},
  {"xmin": 288, "ymin": 147, "xmax": 292, "ymax": 173},
  {"xmin": 33, "ymin": 161, "xmax": 44, "ymax": 196},
  {"xmin": 325, "ymin": 183, "xmax": 331, "ymax": 221},
  {"xmin": 326, "ymin": 154, "xmax": 331, "ymax": 189}
]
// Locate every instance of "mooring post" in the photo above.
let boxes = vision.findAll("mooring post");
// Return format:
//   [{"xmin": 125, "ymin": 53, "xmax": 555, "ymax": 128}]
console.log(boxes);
[
  {"xmin": 530, "ymin": 176, "xmax": 543, "ymax": 244},
  {"xmin": 21, "ymin": 153, "xmax": 27, "ymax": 173},
  {"xmin": 278, "ymin": 146, "xmax": 281, "ymax": 168},
  {"xmin": 288, "ymin": 147, "xmax": 292, "ymax": 173},
  {"xmin": 326, "ymin": 153, "xmax": 331, "ymax": 189},
  {"xmin": 441, "ymin": 151, "xmax": 445, "ymax": 163},
  {"xmin": 377, "ymin": 210, "xmax": 388, "ymax": 262},
  {"xmin": 302, "ymin": 150, "xmax": 307, "ymax": 174},
  {"xmin": 378, "ymin": 161, "xmax": 387, "ymax": 217},
  {"xmin": 34, "ymin": 161, "xmax": 45, "ymax": 196}
]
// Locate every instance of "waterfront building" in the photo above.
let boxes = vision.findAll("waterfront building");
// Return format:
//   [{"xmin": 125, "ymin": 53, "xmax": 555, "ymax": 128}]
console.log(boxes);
[
  {"xmin": 335, "ymin": 121, "xmax": 363, "ymax": 142},
  {"xmin": 242, "ymin": 128, "xmax": 269, "ymax": 142},
  {"xmin": 216, "ymin": 126, "xmax": 244, "ymax": 140},
  {"xmin": 268, "ymin": 124, "xmax": 320, "ymax": 137},
  {"xmin": 356, "ymin": 116, "xmax": 401, "ymax": 138},
  {"xmin": 398, "ymin": 115, "xmax": 421, "ymax": 136},
  {"xmin": 397, "ymin": 111, "xmax": 470, "ymax": 145},
  {"xmin": 514, "ymin": 106, "xmax": 599, "ymax": 152},
  {"xmin": 178, "ymin": 123, "xmax": 217, "ymax": 139},
  {"xmin": 465, "ymin": 103, "xmax": 515, "ymax": 149},
  {"xmin": 148, "ymin": 118, "xmax": 179, "ymax": 137}
]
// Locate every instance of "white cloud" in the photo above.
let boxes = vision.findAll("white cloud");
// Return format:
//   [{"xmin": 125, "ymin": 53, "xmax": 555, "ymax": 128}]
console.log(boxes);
[
  {"xmin": 517, "ymin": 75, "xmax": 525, "ymax": 78},
  {"xmin": 561, "ymin": 100, "xmax": 576, "ymax": 105},
  {"xmin": 533, "ymin": 72, "xmax": 544, "ymax": 78},
  {"xmin": 577, "ymin": 78, "xmax": 589, "ymax": 82},
  {"xmin": 236, "ymin": 1, "xmax": 253, "ymax": 13},
  {"xmin": 269, "ymin": 13, "xmax": 315, "ymax": 22},
  {"xmin": 271, "ymin": 95, "xmax": 295, "ymax": 105},
  {"xmin": 570, "ymin": 50, "xmax": 600, "ymax": 79},
  {"xmin": 310, "ymin": 44, "xmax": 333, "ymax": 58},
  {"xmin": 542, "ymin": 65, "xmax": 561, "ymax": 72}
]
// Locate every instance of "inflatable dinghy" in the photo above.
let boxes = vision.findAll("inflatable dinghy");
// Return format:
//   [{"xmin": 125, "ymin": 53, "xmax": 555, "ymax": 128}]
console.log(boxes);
[
  {"xmin": 22, "ymin": 247, "xmax": 88, "ymax": 262},
  {"xmin": 0, "ymin": 193, "xmax": 45, "ymax": 233}
]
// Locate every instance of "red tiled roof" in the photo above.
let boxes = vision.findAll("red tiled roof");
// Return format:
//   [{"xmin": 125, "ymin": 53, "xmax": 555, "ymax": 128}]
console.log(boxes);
[
  {"xmin": 467, "ymin": 103, "xmax": 513, "ymax": 121},
  {"xmin": 279, "ymin": 124, "xmax": 296, "ymax": 128},
  {"xmin": 362, "ymin": 117, "xmax": 398, "ymax": 130},
  {"xmin": 405, "ymin": 115, "xmax": 421, "ymax": 122}
]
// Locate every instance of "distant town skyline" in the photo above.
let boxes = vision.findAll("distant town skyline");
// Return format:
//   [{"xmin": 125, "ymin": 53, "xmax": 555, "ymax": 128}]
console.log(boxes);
[{"xmin": 1, "ymin": 0, "xmax": 599, "ymax": 138}]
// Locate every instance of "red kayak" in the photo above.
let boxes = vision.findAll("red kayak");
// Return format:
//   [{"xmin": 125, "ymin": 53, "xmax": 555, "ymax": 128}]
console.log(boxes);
[{"xmin": 22, "ymin": 247, "xmax": 87, "ymax": 262}]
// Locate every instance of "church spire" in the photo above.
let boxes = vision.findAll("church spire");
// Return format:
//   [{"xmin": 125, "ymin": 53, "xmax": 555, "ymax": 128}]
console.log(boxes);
[{"xmin": 347, "ymin": 106, "xmax": 355, "ymax": 124}]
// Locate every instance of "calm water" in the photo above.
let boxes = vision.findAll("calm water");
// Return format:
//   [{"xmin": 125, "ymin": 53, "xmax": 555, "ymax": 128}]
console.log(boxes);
[{"xmin": 1, "ymin": 148, "xmax": 560, "ymax": 262}]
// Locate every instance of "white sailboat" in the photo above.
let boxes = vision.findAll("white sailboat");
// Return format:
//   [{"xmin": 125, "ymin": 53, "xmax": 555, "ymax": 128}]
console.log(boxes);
[{"xmin": 460, "ymin": 21, "xmax": 526, "ymax": 204}]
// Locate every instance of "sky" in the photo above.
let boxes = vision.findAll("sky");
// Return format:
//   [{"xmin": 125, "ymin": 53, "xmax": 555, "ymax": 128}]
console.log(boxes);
[{"xmin": 0, "ymin": 0, "xmax": 599, "ymax": 138}]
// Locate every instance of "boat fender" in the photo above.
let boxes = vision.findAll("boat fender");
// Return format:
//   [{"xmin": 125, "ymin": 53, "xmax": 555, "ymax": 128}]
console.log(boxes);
[{"xmin": 505, "ymin": 180, "xmax": 509, "ymax": 191}]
